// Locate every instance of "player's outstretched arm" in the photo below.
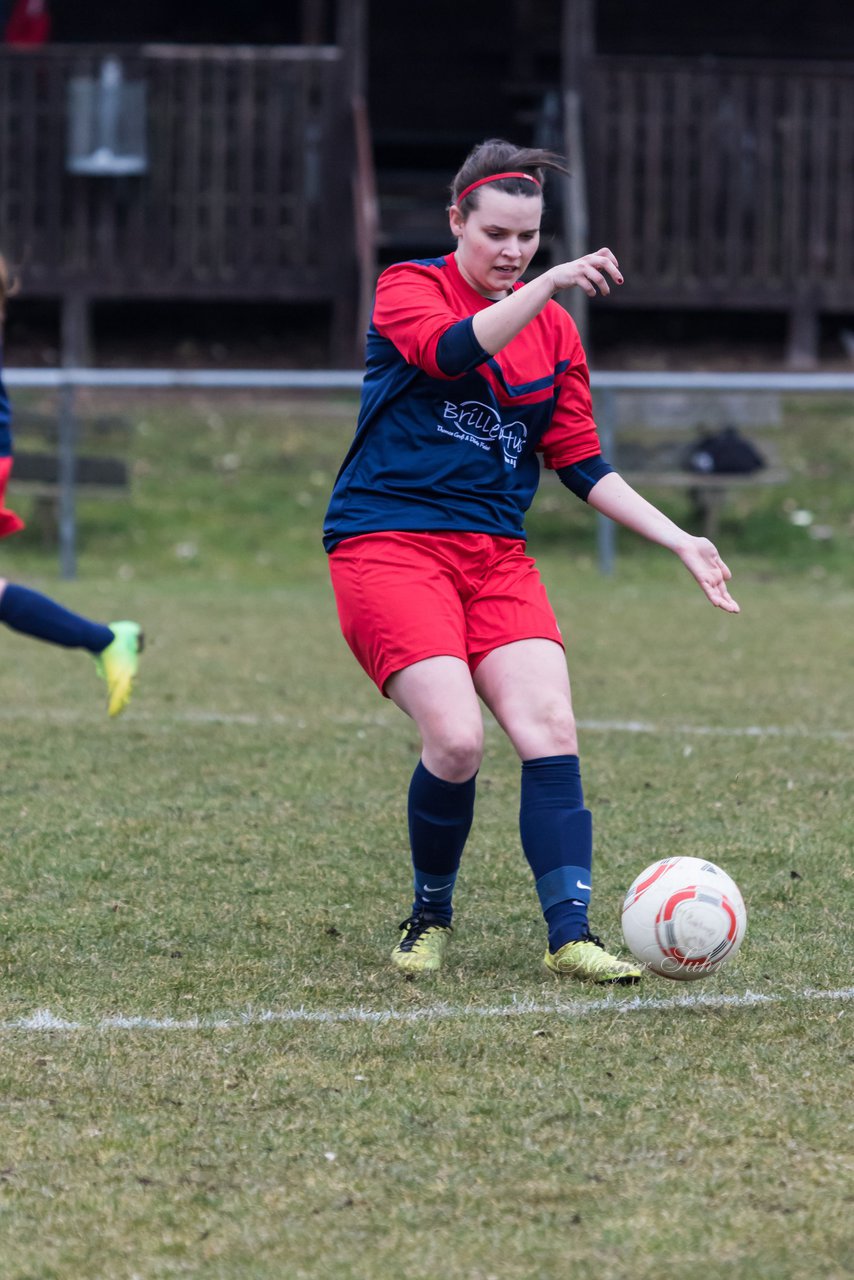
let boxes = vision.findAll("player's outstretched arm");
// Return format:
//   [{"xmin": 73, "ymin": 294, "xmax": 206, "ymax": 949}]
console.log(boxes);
[{"xmin": 585, "ymin": 472, "xmax": 740, "ymax": 613}]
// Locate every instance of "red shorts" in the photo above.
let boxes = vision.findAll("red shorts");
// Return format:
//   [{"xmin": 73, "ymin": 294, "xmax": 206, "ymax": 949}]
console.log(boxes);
[
  {"xmin": 0, "ymin": 456, "xmax": 24, "ymax": 539},
  {"xmin": 328, "ymin": 530, "xmax": 564, "ymax": 694}
]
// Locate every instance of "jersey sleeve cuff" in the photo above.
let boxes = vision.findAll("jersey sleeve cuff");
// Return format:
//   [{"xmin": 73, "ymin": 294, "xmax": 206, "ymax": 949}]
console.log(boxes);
[
  {"xmin": 435, "ymin": 317, "xmax": 490, "ymax": 377},
  {"xmin": 556, "ymin": 454, "xmax": 614, "ymax": 501}
]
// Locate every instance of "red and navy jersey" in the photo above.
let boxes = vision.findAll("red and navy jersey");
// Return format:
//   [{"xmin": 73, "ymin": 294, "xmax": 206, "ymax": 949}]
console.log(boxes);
[{"xmin": 323, "ymin": 253, "xmax": 602, "ymax": 551}]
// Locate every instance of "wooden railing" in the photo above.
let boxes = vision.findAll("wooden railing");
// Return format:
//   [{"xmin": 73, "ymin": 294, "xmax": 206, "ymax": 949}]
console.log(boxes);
[
  {"xmin": 585, "ymin": 56, "xmax": 854, "ymax": 328},
  {"xmin": 0, "ymin": 43, "xmax": 358, "ymax": 356}
]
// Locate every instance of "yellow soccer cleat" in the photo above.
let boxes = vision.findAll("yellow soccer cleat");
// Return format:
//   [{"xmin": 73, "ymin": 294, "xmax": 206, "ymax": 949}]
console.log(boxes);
[
  {"xmin": 544, "ymin": 930, "xmax": 642, "ymax": 986},
  {"xmin": 94, "ymin": 621, "xmax": 144, "ymax": 717},
  {"xmin": 391, "ymin": 913, "xmax": 452, "ymax": 973}
]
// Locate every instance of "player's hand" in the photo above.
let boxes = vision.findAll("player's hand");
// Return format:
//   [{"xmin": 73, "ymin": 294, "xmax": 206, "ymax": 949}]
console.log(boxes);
[
  {"xmin": 675, "ymin": 536, "xmax": 740, "ymax": 613},
  {"xmin": 548, "ymin": 249, "xmax": 623, "ymax": 298}
]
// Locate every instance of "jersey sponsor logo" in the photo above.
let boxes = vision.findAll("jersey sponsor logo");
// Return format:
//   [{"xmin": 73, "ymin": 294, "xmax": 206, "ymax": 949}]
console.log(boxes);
[{"xmin": 438, "ymin": 400, "xmax": 527, "ymax": 468}]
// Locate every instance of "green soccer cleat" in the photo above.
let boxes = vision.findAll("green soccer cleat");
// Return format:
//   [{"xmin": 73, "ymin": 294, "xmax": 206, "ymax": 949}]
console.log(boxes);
[
  {"xmin": 544, "ymin": 930, "xmax": 642, "ymax": 986},
  {"xmin": 94, "ymin": 621, "xmax": 144, "ymax": 717},
  {"xmin": 391, "ymin": 913, "xmax": 452, "ymax": 973}
]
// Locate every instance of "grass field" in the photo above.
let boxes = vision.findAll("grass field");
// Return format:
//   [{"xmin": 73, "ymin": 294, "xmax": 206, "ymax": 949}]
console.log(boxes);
[{"xmin": 0, "ymin": 390, "xmax": 852, "ymax": 1278}]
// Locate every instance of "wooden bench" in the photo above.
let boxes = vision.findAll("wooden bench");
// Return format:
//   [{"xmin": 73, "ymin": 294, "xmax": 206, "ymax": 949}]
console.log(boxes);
[
  {"xmin": 615, "ymin": 433, "xmax": 789, "ymax": 540},
  {"xmin": 9, "ymin": 410, "xmax": 131, "ymax": 544},
  {"xmin": 595, "ymin": 392, "xmax": 789, "ymax": 541}
]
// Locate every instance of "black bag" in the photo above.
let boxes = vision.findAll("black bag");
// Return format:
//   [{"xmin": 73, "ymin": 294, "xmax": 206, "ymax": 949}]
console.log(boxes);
[{"xmin": 686, "ymin": 426, "xmax": 766, "ymax": 475}]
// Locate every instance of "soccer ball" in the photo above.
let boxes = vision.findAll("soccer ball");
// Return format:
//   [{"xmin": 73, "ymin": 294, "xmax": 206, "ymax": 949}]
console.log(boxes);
[{"xmin": 621, "ymin": 857, "xmax": 747, "ymax": 981}]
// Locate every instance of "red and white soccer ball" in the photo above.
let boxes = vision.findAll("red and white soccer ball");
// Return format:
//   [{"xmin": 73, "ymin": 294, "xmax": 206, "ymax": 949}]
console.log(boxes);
[{"xmin": 621, "ymin": 857, "xmax": 747, "ymax": 981}]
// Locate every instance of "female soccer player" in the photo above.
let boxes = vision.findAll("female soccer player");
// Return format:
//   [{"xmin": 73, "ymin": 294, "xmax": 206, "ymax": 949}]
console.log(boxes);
[
  {"xmin": 0, "ymin": 256, "xmax": 142, "ymax": 716},
  {"xmin": 324, "ymin": 139, "xmax": 739, "ymax": 982}
]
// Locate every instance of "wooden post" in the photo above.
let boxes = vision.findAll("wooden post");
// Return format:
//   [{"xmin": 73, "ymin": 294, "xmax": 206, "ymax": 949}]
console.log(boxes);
[
  {"xmin": 336, "ymin": 0, "xmax": 367, "ymax": 102},
  {"xmin": 561, "ymin": 0, "xmax": 595, "ymax": 98},
  {"xmin": 562, "ymin": 89, "xmax": 590, "ymax": 349},
  {"xmin": 333, "ymin": 0, "xmax": 369, "ymax": 365},
  {"xmin": 560, "ymin": 0, "xmax": 596, "ymax": 348},
  {"xmin": 351, "ymin": 92, "xmax": 379, "ymax": 366},
  {"xmin": 61, "ymin": 290, "xmax": 92, "ymax": 369}
]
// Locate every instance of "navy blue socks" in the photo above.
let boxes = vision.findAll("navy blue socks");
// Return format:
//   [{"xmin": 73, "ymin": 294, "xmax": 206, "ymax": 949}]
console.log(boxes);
[
  {"xmin": 520, "ymin": 754, "xmax": 593, "ymax": 952},
  {"xmin": 405, "ymin": 754, "xmax": 593, "ymax": 945},
  {"xmin": 0, "ymin": 584, "xmax": 114, "ymax": 653},
  {"xmin": 408, "ymin": 759, "xmax": 476, "ymax": 925}
]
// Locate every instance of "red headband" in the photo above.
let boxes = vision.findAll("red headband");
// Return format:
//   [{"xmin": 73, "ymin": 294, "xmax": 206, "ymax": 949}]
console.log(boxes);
[{"xmin": 455, "ymin": 171, "xmax": 542, "ymax": 205}]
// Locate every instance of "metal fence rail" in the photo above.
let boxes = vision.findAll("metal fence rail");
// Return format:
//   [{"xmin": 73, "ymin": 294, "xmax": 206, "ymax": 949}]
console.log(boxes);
[
  {"xmin": 7, "ymin": 369, "xmax": 854, "ymax": 391},
  {"xmin": 5, "ymin": 367, "xmax": 854, "ymax": 578}
]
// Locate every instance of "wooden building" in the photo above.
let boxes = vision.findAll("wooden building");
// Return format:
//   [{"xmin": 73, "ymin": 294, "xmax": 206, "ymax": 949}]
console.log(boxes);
[
  {"xmin": 0, "ymin": 0, "xmax": 851, "ymax": 366},
  {"xmin": 0, "ymin": 11, "xmax": 365, "ymax": 365}
]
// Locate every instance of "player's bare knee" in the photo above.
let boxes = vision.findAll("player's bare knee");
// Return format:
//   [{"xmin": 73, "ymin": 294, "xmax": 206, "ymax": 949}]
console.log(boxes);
[
  {"xmin": 427, "ymin": 728, "xmax": 483, "ymax": 782},
  {"xmin": 535, "ymin": 701, "xmax": 578, "ymax": 756}
]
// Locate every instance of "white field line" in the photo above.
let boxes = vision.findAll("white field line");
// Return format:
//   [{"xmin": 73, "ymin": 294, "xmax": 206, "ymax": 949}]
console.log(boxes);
[
  {"xmin": 579, "ymin": 718, "xmax": 854, "ymax": 742},
  {"xmin": 0, "ymin": 705, "xmax": 852, "ymax": 742},
  {"xmin": 1, "ymin": 987, "xmax": 852, "ymax": 1036}
]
